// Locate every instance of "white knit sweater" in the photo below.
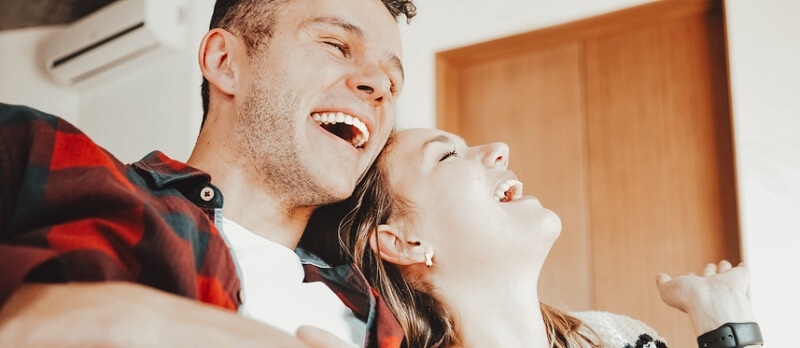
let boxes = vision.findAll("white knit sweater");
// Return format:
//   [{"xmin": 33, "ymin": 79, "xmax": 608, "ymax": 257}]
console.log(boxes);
[{"xmin": 571, "ymin": 311, "xmax": 669, "ymax": 348}]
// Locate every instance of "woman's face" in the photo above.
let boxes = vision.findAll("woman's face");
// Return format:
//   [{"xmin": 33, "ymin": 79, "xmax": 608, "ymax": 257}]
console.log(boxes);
[{"xmin": 383, "ymin": 128, "xmax": 561, "ymax": 276}]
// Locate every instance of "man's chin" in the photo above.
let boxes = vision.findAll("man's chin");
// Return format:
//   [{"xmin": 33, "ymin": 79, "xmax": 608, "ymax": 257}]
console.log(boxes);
[
  {"xmin": 307, "ymin": 180, "xmax": 356, "ymax": 207},
  {"xmin": 327, "ymin": 184, "xmax": 357, "ymax": 203}
]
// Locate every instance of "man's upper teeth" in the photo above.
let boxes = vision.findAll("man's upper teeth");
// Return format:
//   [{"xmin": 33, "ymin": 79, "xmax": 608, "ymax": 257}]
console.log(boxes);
[
  {"xmin": 311, "ymin": 112, "xmax": 370, "ymax": 147},
  {"xmin": 494, "ymin": 179, "xmax": 523, "ymax": 202}
]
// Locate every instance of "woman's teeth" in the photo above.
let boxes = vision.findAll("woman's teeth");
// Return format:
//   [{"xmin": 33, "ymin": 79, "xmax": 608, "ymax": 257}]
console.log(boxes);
[{"xmin": 494, "ymin": 179, "xmax": 523, "ymax": 202}]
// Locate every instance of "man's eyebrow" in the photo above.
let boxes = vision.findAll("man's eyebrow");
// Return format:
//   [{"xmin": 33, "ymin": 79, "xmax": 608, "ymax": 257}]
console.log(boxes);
[
  {"xmin": 306, "ymin": 16, "xmax": 364, "ymax": 40},
  {"xmin": 306, "ymin": 17, "xmax": 404, "ymax": 81}
]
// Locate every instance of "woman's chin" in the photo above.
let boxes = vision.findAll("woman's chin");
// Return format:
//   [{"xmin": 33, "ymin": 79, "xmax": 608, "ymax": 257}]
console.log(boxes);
[
  {"xmin": 542, "ymin": 209, "xmax": 562, "ymax": 237},
  {"xmin": 523, "ymin": 207, "xmax": 562, "ymax": 239}
]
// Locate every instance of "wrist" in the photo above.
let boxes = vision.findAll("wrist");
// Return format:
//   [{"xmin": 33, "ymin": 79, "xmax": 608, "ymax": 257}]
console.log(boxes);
[{"xmin": 687, "ymin": 293, "xmax": 755, "ymax": 335}]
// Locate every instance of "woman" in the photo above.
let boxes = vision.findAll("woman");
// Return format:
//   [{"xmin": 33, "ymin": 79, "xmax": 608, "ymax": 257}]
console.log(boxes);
[{"xmin": 304, "ymin": 128, "xmax": 759, "ymax": 347}]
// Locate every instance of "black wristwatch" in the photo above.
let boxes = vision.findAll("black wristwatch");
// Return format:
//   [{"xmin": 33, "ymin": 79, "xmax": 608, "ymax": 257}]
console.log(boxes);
[{"xmin": 697, "ymin": 322, "xmax": 764, "ymax": 348}]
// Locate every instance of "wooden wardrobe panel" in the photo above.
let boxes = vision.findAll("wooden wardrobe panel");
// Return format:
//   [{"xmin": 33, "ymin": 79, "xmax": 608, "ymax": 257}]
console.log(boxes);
[
  {"xmin": 454, "ymin": 42, "xmax": 592, "ymax": 310},
  {"xmin": 584, "ymin": 11, "xmax": 738, "ymax": 348}
]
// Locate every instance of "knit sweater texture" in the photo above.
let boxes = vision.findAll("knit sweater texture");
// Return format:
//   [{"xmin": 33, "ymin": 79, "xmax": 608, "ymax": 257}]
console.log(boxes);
[{"xmin": 573, "ymin": 311, "xmax": 668, "ymax": 348}]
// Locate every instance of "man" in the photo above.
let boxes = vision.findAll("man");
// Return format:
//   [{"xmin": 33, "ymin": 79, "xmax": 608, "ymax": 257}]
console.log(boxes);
[{"xmin": 0, "ymin": 0, "xmax": 414, "ymax": 346}]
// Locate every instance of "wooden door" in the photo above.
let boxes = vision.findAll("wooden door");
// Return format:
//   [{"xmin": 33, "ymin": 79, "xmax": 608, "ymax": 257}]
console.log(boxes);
[{"xmin": 436, "ymin": 1, "xmax": 739, "ymax": 347}]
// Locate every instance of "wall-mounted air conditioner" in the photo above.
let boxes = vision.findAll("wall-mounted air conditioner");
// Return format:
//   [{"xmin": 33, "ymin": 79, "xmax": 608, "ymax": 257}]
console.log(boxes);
[{"xmin": 41, "ymin": 0, "xmax": 186, "ymax": 88}]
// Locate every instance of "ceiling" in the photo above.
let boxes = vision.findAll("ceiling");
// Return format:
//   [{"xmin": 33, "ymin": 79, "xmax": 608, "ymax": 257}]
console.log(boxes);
[{"xmin": 1, "ymin": 0, "xmax": 116, "ymax": 32}]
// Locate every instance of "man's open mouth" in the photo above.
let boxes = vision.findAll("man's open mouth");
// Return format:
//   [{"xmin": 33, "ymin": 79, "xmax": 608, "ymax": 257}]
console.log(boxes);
[{"xmin": 312, "ymin": 112, "xmax": 370, "ymax": 149}]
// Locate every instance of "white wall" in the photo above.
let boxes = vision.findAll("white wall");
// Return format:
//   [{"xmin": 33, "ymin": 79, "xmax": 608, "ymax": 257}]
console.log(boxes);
[
  {"xmin": 77, "ymin": 45, "xmax": 197, "ymax": 163},
  {"xmin": 725, "ymin": 0, "xmax": 800, "ymax": 344},
  {"xmin": 0, "ymin": 26, "xmax": 79, "ymax": 123}
]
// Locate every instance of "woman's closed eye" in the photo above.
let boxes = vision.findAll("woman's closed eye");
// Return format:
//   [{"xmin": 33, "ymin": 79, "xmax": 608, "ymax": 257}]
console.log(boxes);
[{"xmin": 439, "ymin": 149, "xmax": 458, "ymax": 162}]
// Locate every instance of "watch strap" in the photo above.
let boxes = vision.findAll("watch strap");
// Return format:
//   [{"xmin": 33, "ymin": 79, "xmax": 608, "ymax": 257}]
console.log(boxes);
[{"xmin": 697, "ymin": 322, "xmax": 764, "ymax": 348}]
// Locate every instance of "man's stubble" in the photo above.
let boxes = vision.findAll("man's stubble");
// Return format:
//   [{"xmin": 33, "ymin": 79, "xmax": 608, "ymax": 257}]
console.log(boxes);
[{"xmin": 235, "ymin": 68, "xmax": 343, "ymax": 210}]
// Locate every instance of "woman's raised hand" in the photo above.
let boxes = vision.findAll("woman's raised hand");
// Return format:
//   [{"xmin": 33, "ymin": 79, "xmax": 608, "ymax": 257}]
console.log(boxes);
[{"xmin": 655, "ymin": 260, "xmax": 756, "ymax": 336}]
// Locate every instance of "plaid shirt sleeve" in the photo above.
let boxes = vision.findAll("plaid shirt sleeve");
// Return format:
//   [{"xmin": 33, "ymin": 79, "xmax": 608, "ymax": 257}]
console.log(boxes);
[{"xmin": 0, "ymin": 103, "xmax": 240, "ymax": 310}]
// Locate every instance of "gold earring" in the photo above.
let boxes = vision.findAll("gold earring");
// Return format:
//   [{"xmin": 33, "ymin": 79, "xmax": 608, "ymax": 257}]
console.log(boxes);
[{"xmin": 424, "ymin": 252, "xmax": 433, "ymax": 267}]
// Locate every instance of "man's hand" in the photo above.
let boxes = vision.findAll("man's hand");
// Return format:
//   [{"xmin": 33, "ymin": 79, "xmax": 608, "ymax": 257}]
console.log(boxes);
[
  {"xmin": 296, "ymin": 326, "xmax": 358, "ymax": 348},
  {"xmin": 656, "ymin": 260, "xmax": 756, "ymax": 336},
  {"xmin": 0, "ymin": 282, "xmax": 310, "ymax": 347}
]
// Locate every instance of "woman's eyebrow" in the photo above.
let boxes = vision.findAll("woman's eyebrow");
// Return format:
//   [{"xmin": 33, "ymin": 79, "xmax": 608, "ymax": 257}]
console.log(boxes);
[{"xmin": 419, "ymin": 135, "xmax": 453, "ymax": 154}]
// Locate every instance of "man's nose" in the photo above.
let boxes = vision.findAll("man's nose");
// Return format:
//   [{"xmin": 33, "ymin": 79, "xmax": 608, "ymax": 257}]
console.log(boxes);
[{"xmin": 347, "ymin": 64, "xmax": 391, "ymax": 107}]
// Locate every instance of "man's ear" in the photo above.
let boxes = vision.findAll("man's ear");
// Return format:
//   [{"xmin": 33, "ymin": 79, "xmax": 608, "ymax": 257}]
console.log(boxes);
[
  {"xmin": 198, "ymin": 28, "xmax": 240, "ymax": 96},
  {"xmin": 369, "ymin": 224, "xmax": 432, "ymax": 266}
]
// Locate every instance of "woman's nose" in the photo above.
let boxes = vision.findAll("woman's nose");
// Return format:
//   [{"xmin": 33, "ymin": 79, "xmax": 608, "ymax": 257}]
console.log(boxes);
[{"xmin": 481, "ymin": 142, "xmax": 510, "ymax": 169}]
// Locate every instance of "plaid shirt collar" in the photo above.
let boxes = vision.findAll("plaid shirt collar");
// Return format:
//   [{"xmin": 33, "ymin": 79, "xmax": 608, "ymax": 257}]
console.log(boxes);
[{"xmin": 131, "ymin": 151, "xmax": 210, "ymax": 189}]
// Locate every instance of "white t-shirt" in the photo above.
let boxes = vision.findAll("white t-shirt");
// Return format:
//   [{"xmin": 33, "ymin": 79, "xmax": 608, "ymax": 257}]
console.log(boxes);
[{"xmin": 220, "ymin": 217, "xmax": 367, "ymax": 346}]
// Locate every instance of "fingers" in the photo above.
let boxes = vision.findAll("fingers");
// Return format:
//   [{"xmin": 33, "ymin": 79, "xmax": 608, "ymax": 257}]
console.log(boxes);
[
  {"xmin": 655, "ymin": 273, "xmax": 672, "ymax": 286},
  {"xmin": 703, "ymin": 260, "xmax": 736, "ymax": 276},
  {"xmin": 718, "ymin": 259, "xmax": 733, "ymax": 272},
  {"xmin": 703, "ymin": 262, "xmax": 717, "ymax": 276},
  {"xmin": 656, "ymin": 259, "xmax": 745, "ymax": 287}
]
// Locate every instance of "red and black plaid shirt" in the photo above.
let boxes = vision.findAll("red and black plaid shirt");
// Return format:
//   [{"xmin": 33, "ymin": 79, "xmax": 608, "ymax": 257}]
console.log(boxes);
[{"xmin": 0, "ymin": 103, "xmax": 403, "ymax": 347}]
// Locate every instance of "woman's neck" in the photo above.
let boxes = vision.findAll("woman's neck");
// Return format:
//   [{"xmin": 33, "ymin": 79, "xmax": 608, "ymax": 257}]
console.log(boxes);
[{"xmin": 437, "ymin": 278, "xmax": 550, "ymax": 347}]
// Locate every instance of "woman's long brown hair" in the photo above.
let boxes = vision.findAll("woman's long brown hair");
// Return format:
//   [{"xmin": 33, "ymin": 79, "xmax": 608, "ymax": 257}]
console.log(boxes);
[{"xmin": 302, "ymin": 134, "xmax": 599, "ymax": 347}]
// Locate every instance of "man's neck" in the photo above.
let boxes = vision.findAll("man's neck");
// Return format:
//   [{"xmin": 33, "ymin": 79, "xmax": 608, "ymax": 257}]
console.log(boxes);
[
  {"xmin": 218, "ymin": 182, "xmax": 313, "ymax": 249},
  {"xmin": 187, "ymin": 135, "xmax": 313, "ymax": 250}
]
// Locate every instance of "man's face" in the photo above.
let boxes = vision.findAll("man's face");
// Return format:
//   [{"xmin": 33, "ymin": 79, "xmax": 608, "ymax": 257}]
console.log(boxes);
[{"xmin": 233, "ymin": 0, "xmax": 403, "ymax": 207}]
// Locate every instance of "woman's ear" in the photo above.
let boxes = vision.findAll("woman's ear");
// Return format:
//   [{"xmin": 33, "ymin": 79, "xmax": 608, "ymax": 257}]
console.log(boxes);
[
  {"xmin": 198, "ymin": 28, "xmax": 240, "ymax": 96},
  {"xmin": 369, "ymin": 224, "xmax": 433, "ymax": 266}
]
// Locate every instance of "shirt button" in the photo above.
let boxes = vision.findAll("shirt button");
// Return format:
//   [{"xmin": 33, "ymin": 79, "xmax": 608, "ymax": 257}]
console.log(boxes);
[{"xmin": 200, "ymin": 186, "xmax": 215, "ymax": 202}]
